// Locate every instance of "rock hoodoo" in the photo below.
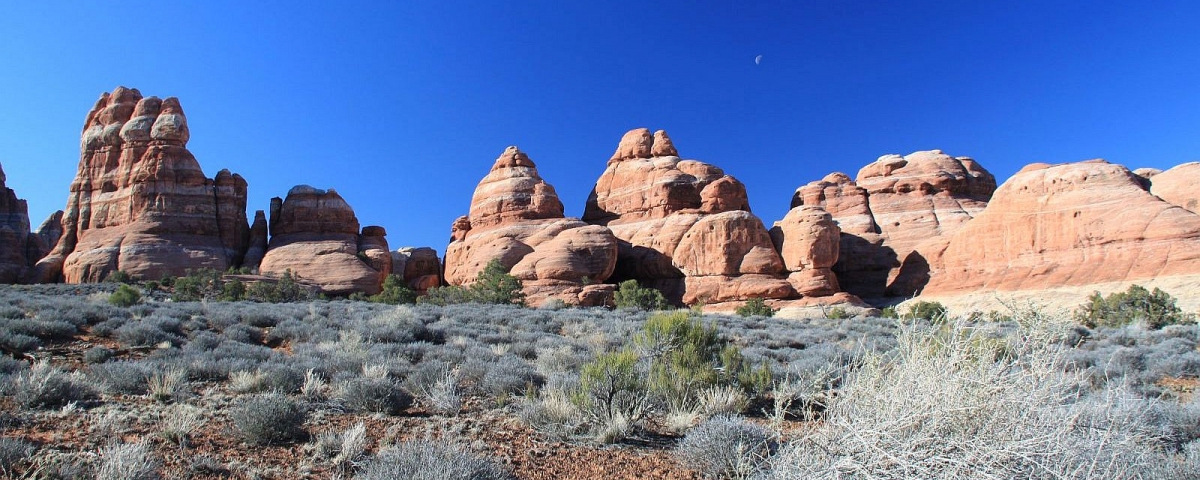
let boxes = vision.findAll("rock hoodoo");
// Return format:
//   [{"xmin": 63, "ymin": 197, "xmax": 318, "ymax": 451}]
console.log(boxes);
[
  {"xmin": 919, "ymin": 159, "xmax": 1200, "ymax": 299},
  {"xmin": 793, "ymin": 150, "xmax": 995, "ymax": 300},
  {"xmin": 33, "ymin": 87, "xmax": 251, "ymax": 283},
  {"xmin": 585, "ymin": 128, "xmax": 842, "ymax": 305},
  {"xmin": 391, "ymin": 247, "xmax": 442, "ymax": 293},
  {"xmin": 445, "ymin": 146, "xmax": 619, "ymax": 306},
  {"xmin": 256, "ymin": 186, "xmax": 391, "ymax": 295},
  {"xmin": 0, "ymin": 163, "xmax": 43, "ymax": 283}
]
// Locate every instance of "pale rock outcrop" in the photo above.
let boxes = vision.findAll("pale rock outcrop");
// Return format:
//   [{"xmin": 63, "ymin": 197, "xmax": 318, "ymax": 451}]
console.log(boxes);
[
  {"xmin": 445, "ymin": 146, "xmax": 618, "ymax": 306},
  {"xmin": 259, "ymin": 186, "xmax": 390, "ymax": 295},
  {"xmin": 33, "ymin": 88, "xmax": 250, "ymax": 283},
  {"xmin": 585, "ymin": 128, "xmax": 815, "ymax": 304},
  {"xmin": 920, "ymin": 159, "xmax": 1200, "ymax": 297},
  {"xmin": 1150, "ymin": 162, "xmax": 1200, "ymax": 214},
  {"xmin": 391, "ymin": 247, "xmax": 442, "ymax": 293},
  {"xmin": 793, "ymin": 150, "xmax": 995, "ymax": 299},
  {"xmin": 0, "ymin": 163, "xmax": 41, "ymax": 283}
]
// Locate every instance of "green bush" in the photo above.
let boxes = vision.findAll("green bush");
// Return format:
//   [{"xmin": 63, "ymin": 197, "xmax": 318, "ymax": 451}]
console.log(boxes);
[
  {"xmin": 827, "ymin": 307, "xmax": 850, "ymax": 319},
  {"xmin": 220, "ymin": 279, "xmax": 246, "ymax": 302},
  {"xmin": 419, "ymin": 260, "xmax": 523, "ymax": 306},
  {"xmin": 613, "ymin": 279, "xmax": 668, "ymax": 311},
  {"xmin": 634, "ymin": 311, "xmax": 765, "ymax": 406},
  {"xmin": 108, "ymin": 284, "xmax": 142, "ymax": 307},
  {"xmin": 573, "ymin": 349, "xmax": 647, "ymax": 423},
  {"xmin": 880, "ymin": 306, "xmax": 899, "ymax": 319},
  {"xmin": 903, "ymin": 301, "xmax": 948, "ymax": 322},
  {"xmin": 735, "ymin": 298, "xmax": 776, "ymax": 317},
  {"xmin": 1076, "ymin": 285, "xmax": 1192, "ymax": 330},
  {"xmin": 371, "ymin": 275, "xmax": 417, "ymax": 305},
  {"xmin": 245, "ymin": 271, "xmax": 308, "ymax": 303},
  {"xmin": 104, "ymin": 270, "xmax": 134, "ymax": 284},
  {"xmin": 171, "ymin": 269, "xmax": 224, "ymax": 302}
]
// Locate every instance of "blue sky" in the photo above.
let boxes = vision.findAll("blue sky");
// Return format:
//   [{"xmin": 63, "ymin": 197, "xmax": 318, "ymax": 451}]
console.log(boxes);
[{"xmin": 3, "ymin": 1, "xmax": 1199, "ymax": 254}]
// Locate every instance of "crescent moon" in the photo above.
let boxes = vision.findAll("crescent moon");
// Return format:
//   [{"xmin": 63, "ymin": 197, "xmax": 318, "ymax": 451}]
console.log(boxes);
[{"xmin": 755, "ymin": 55, "xmax": 762, "ymax": 65}]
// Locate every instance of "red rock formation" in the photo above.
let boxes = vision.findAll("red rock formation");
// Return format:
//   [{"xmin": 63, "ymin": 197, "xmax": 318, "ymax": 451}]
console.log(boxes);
[
  {"xmin": 34, "ymin": 211, "xmax": 64, "ymax": 261},
  {"xmin": 0, "ymin": 163, "xmax": 41, "ymax": 283},
  {"xmin": 585, "ymin": 128, "xmax": 827, "ymax": 305},
  {"xmin": 391, "ymin": 247, "xmax": 443, "ymax": 293},
  {"xmin": 445, "ymin": 146, "xmax": 618, "ymax": 306},
  {"xmin": 259, "ymin": 186, "xmax": 390, "ymax": 295},
  {"xmin": 33, "ymin": 88, "xmax": 250, "ymax": 283},
  {"xmin": 793, "ymin": 150, "xmax": 995, "ymax": 299},
  {"xmin": 920, "ymin": 160, "xmax": 1200, "ymax": 297},
  {"xmin": 242, "ymin": 211, "xmax": 268, "ymax": 270},
  {"xmin": 1150, "ymin": 162, "xmax": 1200, "ymax": 214},
  {"xmin": 770, "ymin": 206, "xmax": 841, "ymax": 297}
]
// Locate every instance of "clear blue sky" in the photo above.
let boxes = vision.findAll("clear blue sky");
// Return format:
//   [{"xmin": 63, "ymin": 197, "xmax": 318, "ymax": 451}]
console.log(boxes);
[{"xmin": 3, "ymin": 1, "xmax": 1199, "ymax": 255}]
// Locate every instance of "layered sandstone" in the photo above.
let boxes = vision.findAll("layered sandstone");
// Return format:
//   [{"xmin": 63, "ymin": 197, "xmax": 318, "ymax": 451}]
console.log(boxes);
[
  {"xmin": 770, "ymin": 206, "xmax": 841, "ymax": 297},
  {"xmin": 0, "ymin": 164, "xmax": 42, "ymax": 283},
  {"xmin": 586, "ymin": 128, "xmax": 835, "ymax": 304},
  {"xmin": 33, "ymin": 88, "xmax": 250, "ymax": 283},
  {"xmin": 1150, "ymin": 162, "xmax": 1200, "ymax": 214},
  {"xmin": 920, "ymin": 160, "xmax": 1200, "ymax": 299},
  {"xmin": 793, "ymin": 150, "xmax": 995, "ymax": 299},
  {"xmin": 258, "ymin": 186, "xmax": 391, "ymax": 295},
  {"xmin": 34, "ymin": 211, "xmax": 64, "ymax": 260},
  {"xmin": 445, "ymin": 146, "xmax": 618, "ymax": 306}
]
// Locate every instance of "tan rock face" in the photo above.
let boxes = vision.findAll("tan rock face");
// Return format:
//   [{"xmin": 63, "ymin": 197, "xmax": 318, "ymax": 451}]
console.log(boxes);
[
  {"xmin": 1150, "ymin": 162, "xmax": 1200, "ymax": 214},
  {"xmin": 794, "ymin": 150, "xmax": 995, "ymax": 299},
  {"xmin": 33, "ymin": 88, "xmax": 250, "ymax": 283},
  {"xmin": 34, "ymin": 211, "xmax": 64, "ymax": 261},
  {"xmin": 445, "ymin": 147, "xmax": 619, "ymax": 306},
  {"xmin": 0, "ymin": 163, "xmax": 42, "ymax": 283},
  {"xmin": 586, "ymin": 128, "xmax": 824, "ymax": 305},
  {"xmin": 920, "ymin": 160, "xmax": 1200, "ymax": 296},
  {"xmin": 259, "ymin": 186, "xmax": 390, "ymax": 295}
]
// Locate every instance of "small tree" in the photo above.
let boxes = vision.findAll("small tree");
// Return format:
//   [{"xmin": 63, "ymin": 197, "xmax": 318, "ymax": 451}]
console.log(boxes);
[
  {"xmin": 613, "ymin": 280, "xmax": 668, "ymax": 311},
  {"xmin": 903, "ymin": 301, "xmax": 948, "ymax": 322},
  {"xmin": 470, "ymin": 259, "xmax": 525, "ymax": 305},
  {"xmin": 371, "ymin": 275, "xmax": 418, "ymax": 305}
]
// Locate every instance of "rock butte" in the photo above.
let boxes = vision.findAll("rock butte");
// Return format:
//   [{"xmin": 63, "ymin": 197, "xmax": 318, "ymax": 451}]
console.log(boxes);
[
  {"xmin": 445, "ymin": 146, "xmax": 619, "ymax": 307},
  {"xmin": 584, "ymin": 128, "xmax": 856, "ymax": 311},
  {"xmin": 0, "ymin": 163, "xmax": 43, "ymax": 283}
]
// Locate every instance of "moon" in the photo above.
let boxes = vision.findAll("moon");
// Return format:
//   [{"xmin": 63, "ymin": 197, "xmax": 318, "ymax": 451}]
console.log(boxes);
[{"xmin": 754, "ymin": 55, "xmax": 762, "ymax": 65}]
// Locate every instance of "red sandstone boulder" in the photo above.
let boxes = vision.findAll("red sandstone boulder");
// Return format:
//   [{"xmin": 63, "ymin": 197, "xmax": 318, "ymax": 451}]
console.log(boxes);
[
  {"xmin": 584, "ymin": 128, "xmax": 806, "ymax": 304},
  {"xmin": 33, "ymin": 88, "xmax": 250, "ymax": 283},
  {"xmin": 391, "ymin": 247, "xmax": 443, "ymax": 293},
  {"xmin": 920, "ymin": 160, "xmax": 1200, "ymax": 297},
  {"xmin": 793, "ymin": 150, "xmax": 995, "ymax": 299},
  {"xmin": 770, "ymin": 206, "xmax": 842, "ymax": 297},
  {"xmin": 259, "ymin": 186, "xmax": 390, "ymax": 295},
  {"xmin": 445, "ymin": 147, "xmax": 618, "ymax": 306}
]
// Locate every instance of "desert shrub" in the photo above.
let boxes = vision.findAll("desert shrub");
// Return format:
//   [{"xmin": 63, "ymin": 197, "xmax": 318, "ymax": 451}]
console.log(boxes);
[
  {"xmin": 736, "ymin": 298, "xmax": 776, "ymax": 318},
  {"xmin": 223, "ymin": 323, "xmax": 264, "ymax": 345},
  {"xmin": 94, "ymin": 442, "xmax": 161, "ymax": 480},
  {"xmin": 339, "ymin": 378, "xmax": 413, "ymax": 415},
  {"xmin": 1077, "ymin": 285, "xmax": 1192, "ymax": 330},
  {"xmin": 11, "ymin": 361, "xmax": 98, "ymax": 408},
  {"xmin": 0, "ymin": 356, "xmax": 27, "ymax": 376},
  {"xmin": 371, "ymin": 275, "xmax": 418, "ymax": 305},
  {"xmin": 90, "ymin": 361, "xmax": 153, "ymax": 395},
  {"xmin": 0, "ymin": 330, "xmax": 40, "ymax": 354},
  {"xmin": 356, "ymin": 440, "xmax": 512, "ymax": 480},
  {"xmin": 880, "ymin": 306, "xmax": 899, "ymax": 319},
  {"xmin": 634, "ymin": 311, "xmax": 762, "ymax": 406},
  {"xmin": 573, "ymin": 349, "xmax": 648, "ymax": 431},
  {"xmin": 103, "ymin": 270, "xmax": 134, "ymax": 285},
  {"xmin": 677, "ymin": 415, "xmax": 777, "ymax": 479},
  {"xmin": 520, "ymin": 382, "xmax": 586, "ymax": 439},
  {"xmin": 170, "ymin": 269, "xmax": 224, "ymax": 301},
  {"xmin": 246, "ymin": 270, "xmax": 309, "ymax": 303},
  {"xmin": 230, "ymin": 394, "xmax": 307, "ymax": 445},
  {"xmin": 613, "ymin": 279, "xmax": 668, "ymax": 311},
  {"xmin": 419, "ymin": 260, "xmax": 524, "ymax": 306},
  {"xmin": 826, "ymin": 307, "xmax": 850, "ymax": 320},
  {"xmin": 83, "ymin": 346, "xmax": 115, "ymax": 364},
  {"xmin": 108, "ymin": 284, "xmax": 141, "ymax": 307},
  {"xmin": 220, "ymin": 279, "xmax": 247, "ymax": 301},
  {"xmin": 0, "ymin": 437, "xmax": 35, "ymax": 476},
  {"xmin": 114, "ymin": 321, "xmax": 179, "ymax": 347},
  {"xmin": 482, "ymin": 356, "xmax": 543, "ymax": 399},
  {"xmin": 758, "ymin": 319, "xmax": 1191, "ymax": 479},
  {"xmin": 903, "ymin": 300, "xmax": 947, "ymax": 321}
]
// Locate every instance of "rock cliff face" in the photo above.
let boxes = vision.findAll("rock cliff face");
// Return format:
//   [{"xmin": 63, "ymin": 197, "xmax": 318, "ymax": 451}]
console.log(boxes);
[
  {"xmin": 257, "ymin": 186, "xmax": 391, "ymax": 295},
  {"xmin": 1150, "ymin": 162, "xmax": 1200, "ymax": 214},
  {"xmin": 391, "ymin": 247, "xmax": 442, "ymax": 293},
  {"xmin": 33, "ymin": 87, "xmax": 250, "ymax": 283},
  {"xmin": 34, "ymin": 211, "xmax": 64, "ymax": 261},
  {"xmin": 585, "ymin": 128, "xmax": 841, "ymax": 305},
  {"xmin": 919, "ymin": 160, "xmax": 1200, "ymax": 297},
  {"xmin": 445, "ymin": 146, "xmax": 618, "ymax": 306},
  {"xmin": 0, "ymin": 164, "xmax": 43, "ymax": 283},
  {"xmin": 793, "ymin": 150, "xmax": 995, "ymax": 300}
]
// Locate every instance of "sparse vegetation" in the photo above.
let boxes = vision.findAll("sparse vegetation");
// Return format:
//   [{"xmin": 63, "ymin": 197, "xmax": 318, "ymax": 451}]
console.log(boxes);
[
  {"xmin": 357, "ymin": 441, "xmax": 513, "ymax": 480},
  {"xmin": 230, "ymin": 394, "xmax": 307, "ymax": 445},
  {"xmin": 613, "ymin": 279, "xmax": 668, "ymax": 311},
  {"xmin": 420, "ymin": 259, "xmax": 525, "ymax": 306},
  {"xmin": 902, "ymin": 300, "xmax": 947, "ymax": 321},
  {"xmin": 677, "ymin": 415, "xmax": 777, "ymax": 479},
  {"xmin": 108, "ymin": 284, "xmax": 141, "ymax": 307}
]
